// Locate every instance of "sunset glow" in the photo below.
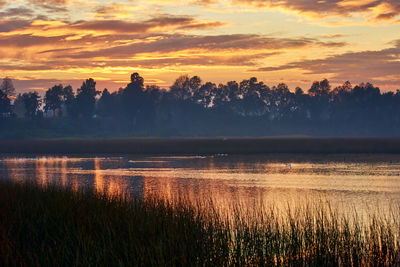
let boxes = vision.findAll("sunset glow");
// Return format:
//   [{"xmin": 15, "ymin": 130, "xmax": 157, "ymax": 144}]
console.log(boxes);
[{"xmin": 1, "ymin": 0, "xmax": 399, "ymax": 92}]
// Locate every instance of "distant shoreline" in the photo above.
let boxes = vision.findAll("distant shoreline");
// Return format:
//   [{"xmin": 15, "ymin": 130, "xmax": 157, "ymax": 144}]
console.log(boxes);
[{"xmin": 1, "ymin": 137, "xmax": 400, "ymax": 155}]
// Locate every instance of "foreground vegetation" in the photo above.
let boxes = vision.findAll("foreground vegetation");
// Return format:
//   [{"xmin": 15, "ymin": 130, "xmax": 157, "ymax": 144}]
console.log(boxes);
[{"xmin": 0, "ymin": 181, "xmax": 399, "ymax": 266}]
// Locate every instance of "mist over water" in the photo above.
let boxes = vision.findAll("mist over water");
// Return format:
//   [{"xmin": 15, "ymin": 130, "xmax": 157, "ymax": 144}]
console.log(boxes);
[{"xmin": 1, "ymin": 154, "xmax": 400, "ymax": 220}]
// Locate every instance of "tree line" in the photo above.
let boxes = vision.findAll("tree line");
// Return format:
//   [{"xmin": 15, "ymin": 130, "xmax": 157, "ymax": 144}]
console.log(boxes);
[{"xmin": 1, "ymin": 73, "xmax": 400, "ymax": 137}]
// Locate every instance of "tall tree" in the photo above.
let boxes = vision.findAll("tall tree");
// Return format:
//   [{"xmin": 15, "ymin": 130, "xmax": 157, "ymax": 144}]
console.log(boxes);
[
  {"xmin": 193, "ymin": 82, "xmax": 217, "ymax": 108},
  {"xmin": 0, "ymin": 77, "xmax": 16, "ymax": 96},
  {"xmin": 97, "ymin": 88, "xmax": 114, "ymax": 117},
  {"xmin": 170, "ymin": 75, "xmax": 192, "ymax": 100},
  {"xmin": 44, "ymin": 84, "xmax": 75, "ymax": 117},
  {"xmin": 13, "ymin": 94, "xmax": 25, "ymax": 118},
  {"xmin": 308, "ymin": 79, "xmax": 331, "ymax": 97},
  {"xmin": 62, "ymin": 85, "xmax": 76, "ymax": 117},
  {"xmin": 22, "ymin": 92, "xmax": 41, "ymax": 118},
  {"xmin": 44, "ymin": 85, "xmax": 64, "ymax": 116},
  {"xmin": 121, "ymin": 73, "xmax": 151, "ymax": 129},
  {"xmin": 189, "ymin": 76, "xmax": 202, "ymax": 93},
  {"xmin": 76, "ymin": 78, "xmax": 99, "ymax": 118},
  {"xmin": 307, "ymin": 79, "xmax": 332, "ymax": 120},
  {"xmin": 0, "ymin": 90, "xmax": 11, "ymax": 116}
]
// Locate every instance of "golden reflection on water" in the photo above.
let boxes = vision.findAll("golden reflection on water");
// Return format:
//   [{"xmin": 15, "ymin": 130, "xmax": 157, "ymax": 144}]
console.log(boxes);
[
  {"xmin": 60, "ymin": 157, "xmax": 67, "ymax": 187},
  {"xmin": 94, "ymin": 158, "xmax": 104, "ymax": 194},
  {"xmin": 1, "ymin": 155, "xmax": 400, "ymax": 219},
  {"xmin": 36, "ymin": 157, "xmax": 47, "ymax": 186},
  {"xmin": 93, "ymin": 158, "xmax": 130, "ymax": 197}
]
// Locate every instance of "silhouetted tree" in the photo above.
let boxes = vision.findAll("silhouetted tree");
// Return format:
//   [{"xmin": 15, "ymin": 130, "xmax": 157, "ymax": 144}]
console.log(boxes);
[
  {"xmin": 295, "ymin": 87, "xmax": 304, "ymax": 95},
  {"xmin": 308, "ymin": 79, "xmax": 331, "ymax": 97},
  {"xmin": 146, "ymin": 85, "xmax": 165, "ymax": 102},
  {"xmin": 332, "ymin": 81, "xmax": 352, "ymax": 96},
  {"xmin": 44, "ymin": 85, "xmax": 64, "ymax": 116},
  {"xmin": 352, "ymin": 83, "xmax": 380, "ymax": 103},
  {"xmin": 0, "ymin": 77, "xmax": 16, "ymax": 96},
  {"xmin": 226, "ymin": 81, "xmax": 239, "ymax": 101},
  {"xmin": 121, "ymin": 73, "xmax": 155, "ymax": 130},
  {"xmin": 193, "ymin": 82, "xmax": 216, "ymax": 108},
  {"xmin": 211, "ymin": 84, "xmax": 227, "ymax": 107},
  {"xmin": 307, "ymin": 79, "xmax": 332, "ymax": 120},
  {"xmin": 233, "ymin": 78, "xmax": 269, "ymax": 116},
  {"xmin": 76, "ymin": 78, "xmax": 99, "ymax": 118},
  {"xmin": 0, "ymin": 90, "xmax": 11, "ymax": 116},
  {"xmin": 330, "ymin": 81, "xmax": 354, "ymax": 122},
  {"xmin": 22, "ymin": 92, "xmax": 41, "ymax": 118},
  {"xmin": 97, "ymin": 89, "xmax": 114, "ymax": 117},
  {"xmin": 13, "ymin": 94, "xmax": 25, "ymax": 118},
  {"xmin": 61, "ymin": 85, "xmax": 75, "ymax": 117},
  {"xmin": 189, "ymin": 76, "xmax": 202, "ymax": 92},
  {"xmin": 2, "ymin": 73, "xmax": 400, "ymax": 138},
  {"xmin": 170, "ymin": 75, "xmax": 203, "ymax": 101}
]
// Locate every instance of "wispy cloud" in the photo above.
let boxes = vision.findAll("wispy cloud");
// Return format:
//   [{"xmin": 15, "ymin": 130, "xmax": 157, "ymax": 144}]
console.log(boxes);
[
  {"xmin": 54, "ymin": 34, "xmax": 346, "ymax": 60},
  {"xmin": 196, "ymin": 0, "xmax": 400, "ymax": 22},
  {"xmin": 256, "ymin": 39, "xmax": 400, "ymax": 85},
  {"xmin": 0, "ymin": 7, "xmax": 34, "ymax": 18},
  {"xmin": 0, "ymin": 19, "xmax": 32, "ymax": 32},
  {"xmin": 71, "ymin": 16, "xmax": 226, "ymax": 33}
]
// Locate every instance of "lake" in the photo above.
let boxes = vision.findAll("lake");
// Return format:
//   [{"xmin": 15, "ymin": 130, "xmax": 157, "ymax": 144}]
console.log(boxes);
[{"xmin": 1, "ymin": 153, "xmax": 400, "ymax": 219}]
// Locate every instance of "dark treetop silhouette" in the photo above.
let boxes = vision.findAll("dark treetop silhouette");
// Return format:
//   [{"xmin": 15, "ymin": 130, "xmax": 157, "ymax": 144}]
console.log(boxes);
[{"xmin": 1, "ymin": 73, "xmax": 400, "ymax": 138}]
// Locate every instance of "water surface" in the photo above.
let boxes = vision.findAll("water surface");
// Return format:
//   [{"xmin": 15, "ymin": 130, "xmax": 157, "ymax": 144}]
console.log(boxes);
[{"xmin": 1, "ymin": 154, "xmax": 399, "ymax": 218}]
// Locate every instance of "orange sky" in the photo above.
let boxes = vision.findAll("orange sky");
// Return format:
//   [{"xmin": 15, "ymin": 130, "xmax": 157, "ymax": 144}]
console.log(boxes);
[{"xmin": 0, "ymin": 0, "xmax": 399, "ymax": 93}]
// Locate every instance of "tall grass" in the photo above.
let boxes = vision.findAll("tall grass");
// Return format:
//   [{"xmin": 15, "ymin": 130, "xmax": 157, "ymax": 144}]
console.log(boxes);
[{"xmin": 0, "ymin": 181, "xmax": 399, "ymax": 266}]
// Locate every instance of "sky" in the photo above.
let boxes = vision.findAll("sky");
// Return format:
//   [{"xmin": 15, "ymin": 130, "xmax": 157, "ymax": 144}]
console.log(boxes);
[{"xmin": 0, "ymin": 0, "xmax": 399, "ymax": 93}]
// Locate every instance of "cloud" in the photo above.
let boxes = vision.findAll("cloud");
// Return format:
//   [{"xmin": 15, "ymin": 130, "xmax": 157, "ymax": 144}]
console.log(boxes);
[
  {"xmin": 12, "ymin": 78, "xmax": 123, "ymax": 94},
  {"xmin": 0, "ymin": 15, "xmax": 348, "ymax": 75},
  {"xmin": 177, "ymin": 21, "xmax": 226, "ymax": 30},
  {"xmin": 0, "ymin": 33, "xmax": 72, "ymax": 48},
  {"xmin": 0, "ymin": 0, "xmax": 6, "ymax": 9},
  {"xmin": 0, "ymin": 15, "xmax": 228, "ymax": 54},
  {"xmin": 0, "ymin": 52, "xmax": 280, "ymax": 73},
  {"xmin": 71, "ymin": 16, "xmax": 225, "ymax": 33},
  {"xmin": 113, "ymin": 52, "xmax": 279, "ymax": 67},
  {"xmin": 321, "ymin": 34, "xmax": 349, "ymax": 39},
  {"xmin": 0, "ymin": 22, "xmax": 349, "ymax": 75},
  {"xmin": 256, "ymin": 39, "xmax": 400, "ymax": 85},
  {"xmin": 28, "ymin": 0, "xmax": 67, "ymax": 5},
  {"xmin": 0, "ymin": 7, "xmax": 34, "ymax": 18},
  {"xmin": 59, "ymin": 34, "xmax": 346, "ymax": 59},
  {"xmin": 198, "ymin": 0, "xmax": 400, "ymax": 22},
  {"xmin": 27, "ymin": 0, "xmax": 68, "ymax": 12},
  {"xmin": 0, "ymin": 19, "xmax": 32, "ymax": 32},
  {"xmin": 13, "ymin": 78, "xmax": 63, "ymax": 92}
]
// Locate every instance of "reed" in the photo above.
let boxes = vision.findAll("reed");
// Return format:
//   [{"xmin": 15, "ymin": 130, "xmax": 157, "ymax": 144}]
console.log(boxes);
[{"xmin": 0, "ymin": 181, "xmax": 399, "ymax": 266}]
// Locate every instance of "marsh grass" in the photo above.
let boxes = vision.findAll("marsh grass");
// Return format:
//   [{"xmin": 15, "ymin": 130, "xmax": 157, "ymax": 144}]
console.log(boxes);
[{"xmin": 0, "ymin": 181, "xmax": 399, "ymax": 266}]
